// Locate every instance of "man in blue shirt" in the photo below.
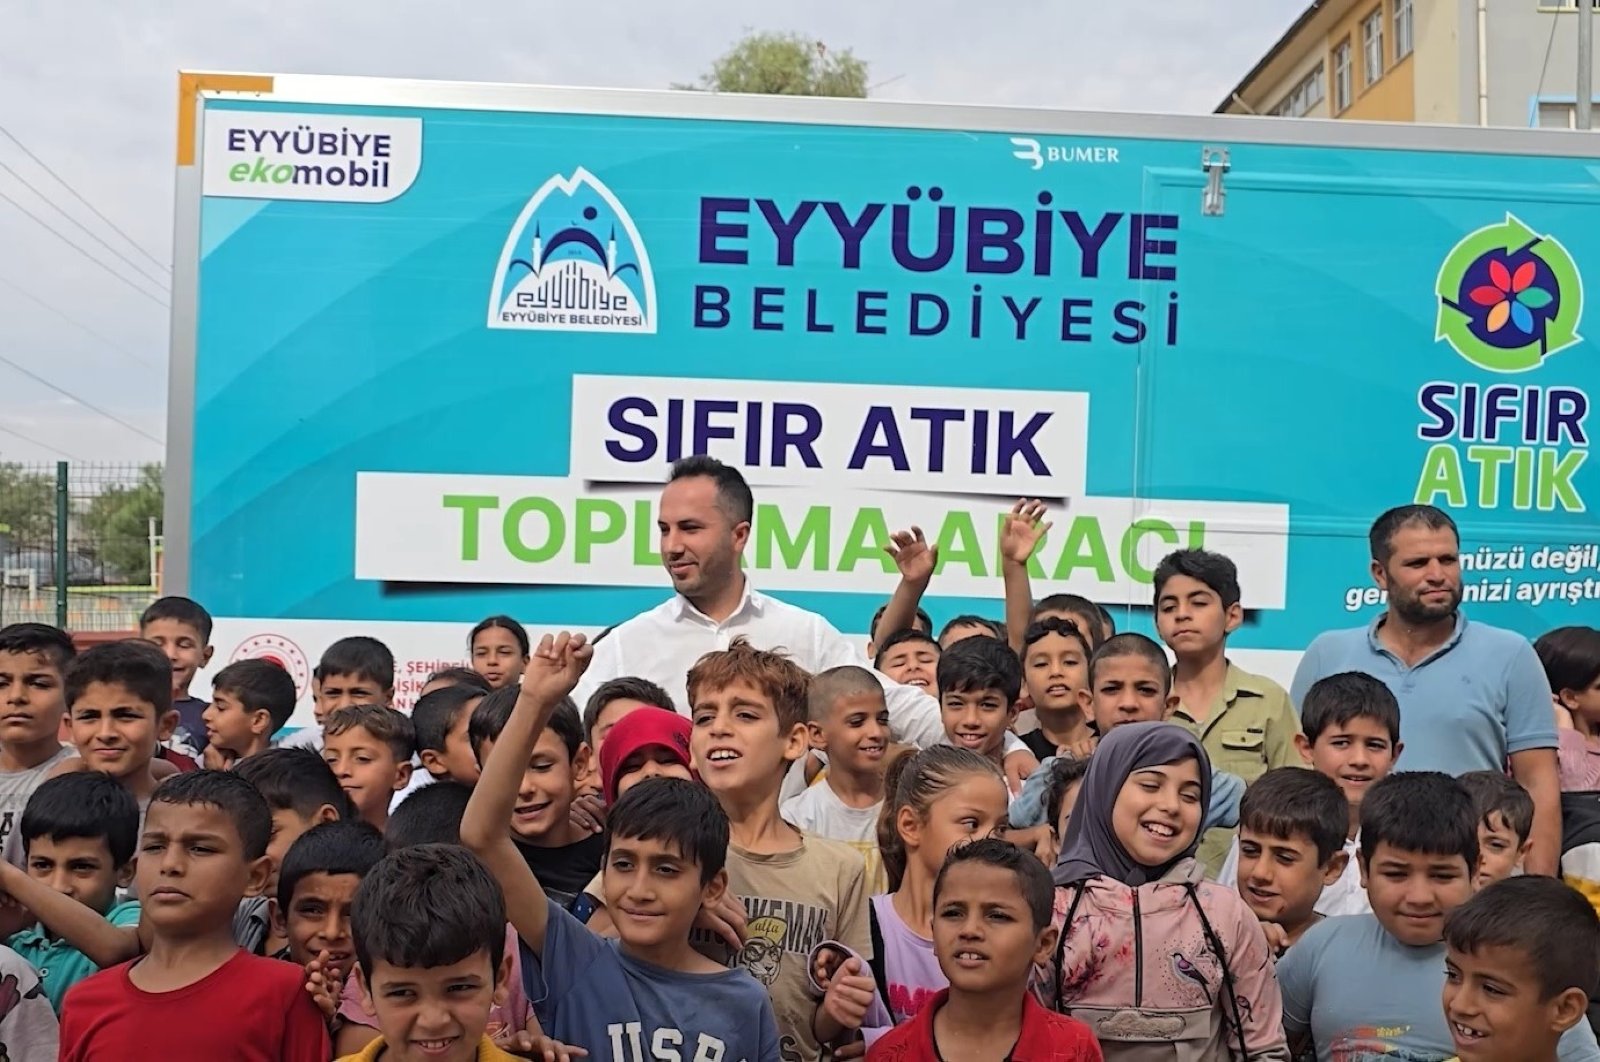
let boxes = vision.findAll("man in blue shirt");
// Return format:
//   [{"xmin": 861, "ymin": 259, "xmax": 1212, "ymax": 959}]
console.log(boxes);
[{"xmin": 1291, "ymin": 504, "xmax": 1560, "ymax": 876}]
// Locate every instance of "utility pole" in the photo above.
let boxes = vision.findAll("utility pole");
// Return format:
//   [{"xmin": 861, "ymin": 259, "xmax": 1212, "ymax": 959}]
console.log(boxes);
[{"xmin": 1580, "ymin": 0, "xmax": 1594, "ymax": 130}]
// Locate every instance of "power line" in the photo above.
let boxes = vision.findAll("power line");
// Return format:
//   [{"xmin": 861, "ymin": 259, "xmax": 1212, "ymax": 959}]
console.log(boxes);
[
  {"xmin": 0, "ymin": 185, "xmax": 168, "ymax": 308},
  {"xmin": 0, "ymin": 354, "xmax": 163, "ymax": 446},
  {"xmin": 0, "ymin": 156, "xmax": 170, "ymax": 292},
  {"xmin": 0, "ymin": 123, "xmax": 170, "ymax": 273},
  {"xmin": 0, "ymin": 273, "xmax": 161, "ymax": 369},
  {"xmin": 0, "ymin": 420, "xmax": 85, "ymax": 461}
]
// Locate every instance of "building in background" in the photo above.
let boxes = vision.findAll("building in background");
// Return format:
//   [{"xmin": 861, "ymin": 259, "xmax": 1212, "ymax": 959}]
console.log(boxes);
[{"xmin": 1218, "ymin": 0, "xmax": 1596, "ymax": 129}]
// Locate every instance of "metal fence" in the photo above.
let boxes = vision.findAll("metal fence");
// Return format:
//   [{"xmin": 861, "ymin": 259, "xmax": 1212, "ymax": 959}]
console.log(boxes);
[{"xmin": 0, "ymin": 462, "xmax": 162, "ymax": 632}]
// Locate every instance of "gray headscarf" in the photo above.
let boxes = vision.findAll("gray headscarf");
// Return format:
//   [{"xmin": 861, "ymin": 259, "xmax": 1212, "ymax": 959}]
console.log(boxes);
[{"xmin": 1052, "ymin": 721, "xmax": 1212, "ymax": 887}]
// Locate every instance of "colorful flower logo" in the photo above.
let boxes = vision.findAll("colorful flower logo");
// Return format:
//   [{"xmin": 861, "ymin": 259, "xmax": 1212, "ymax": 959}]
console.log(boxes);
[
  {"xmin": 1435, "ymin": 213, "xmax": 1584, "ymax": 374},
  {"xmin": 1469, "ymin": 257, "xmax": 1554, "ymax": 335}
]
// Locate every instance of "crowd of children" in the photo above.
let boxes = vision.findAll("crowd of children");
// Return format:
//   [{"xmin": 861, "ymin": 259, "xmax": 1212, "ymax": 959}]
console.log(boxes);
[{"xmin": 0, "ymin": 466, "xmax": 1591, "ymax": 1060}]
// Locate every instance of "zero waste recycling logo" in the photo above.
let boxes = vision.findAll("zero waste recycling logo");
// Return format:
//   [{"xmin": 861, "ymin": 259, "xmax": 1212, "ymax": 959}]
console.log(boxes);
[{"xmin": 1436, "ymin": 213, "xmax": 1583, "ymax": 373}]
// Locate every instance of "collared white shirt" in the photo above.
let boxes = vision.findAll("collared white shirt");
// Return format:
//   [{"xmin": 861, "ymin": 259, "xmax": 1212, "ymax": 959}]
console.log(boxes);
[{"xmin": 574, "ymin": 581, "xmax": 950, "ymax": 751}]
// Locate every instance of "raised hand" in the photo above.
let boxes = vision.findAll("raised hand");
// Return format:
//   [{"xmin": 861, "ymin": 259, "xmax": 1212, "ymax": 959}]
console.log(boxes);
[
  {"xmin": 519, "ymin": 632, "xmax": 593, "ymax": 706},
  {"xmin": 884, "ymin": 526, "xmax": 937, "ymax": 585},
  {"xmin": 1000, "ymin": 499, "xmax": 1051, "ymax": 566}
]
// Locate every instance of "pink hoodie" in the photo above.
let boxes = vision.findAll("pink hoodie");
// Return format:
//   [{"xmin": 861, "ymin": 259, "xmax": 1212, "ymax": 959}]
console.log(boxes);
[{"xmin": 1040, "ymin": 858, "xmax": 1290, "ymax": 1062}]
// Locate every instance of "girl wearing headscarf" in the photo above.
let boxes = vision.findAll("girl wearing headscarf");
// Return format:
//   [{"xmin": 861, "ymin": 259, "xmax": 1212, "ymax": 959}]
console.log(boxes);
[{"xmin": 1043, "ymin": 722, "xmax": 1289, "ymax": 1061}]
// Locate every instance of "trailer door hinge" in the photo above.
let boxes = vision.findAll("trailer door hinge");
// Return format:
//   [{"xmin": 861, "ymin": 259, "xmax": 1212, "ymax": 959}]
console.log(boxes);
[{"xmin": 1201, "ymin": 146, "xmax": 1231, "ymax": 217}]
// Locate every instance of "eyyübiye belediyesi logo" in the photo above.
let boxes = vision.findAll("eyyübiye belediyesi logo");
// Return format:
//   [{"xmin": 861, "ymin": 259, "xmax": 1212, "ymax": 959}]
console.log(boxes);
[
  {"xmin": 487, "ymin": 168, "xmax": 656, "ymax": 333},
  {"xmin": 1436, "ymin": 213, "xmax": 1584, "ymax": 373}
]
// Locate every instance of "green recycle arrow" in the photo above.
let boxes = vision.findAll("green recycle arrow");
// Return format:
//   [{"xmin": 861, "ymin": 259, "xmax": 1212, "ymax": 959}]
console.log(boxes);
[{"xmin": 1434, "ymin": 212, "xmax": 1584, "ymax": 374}]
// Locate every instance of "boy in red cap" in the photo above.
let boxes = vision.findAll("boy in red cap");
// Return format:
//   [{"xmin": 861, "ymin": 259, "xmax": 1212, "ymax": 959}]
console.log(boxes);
[{"xmin": 599, "ymin": 707, "xmax": 696, "ymax": 805}]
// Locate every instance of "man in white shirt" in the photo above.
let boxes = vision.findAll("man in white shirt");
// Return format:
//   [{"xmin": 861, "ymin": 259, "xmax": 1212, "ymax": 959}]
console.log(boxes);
[{"xmin": 572, "ymin": 456, "xmax": 1036, "ymax": 786}]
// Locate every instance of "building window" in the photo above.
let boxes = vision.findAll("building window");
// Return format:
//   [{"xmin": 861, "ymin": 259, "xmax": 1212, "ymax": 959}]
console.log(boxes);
[
  {"xmin": 1334, "ymin": 39, "xmax": 1353, "ymax": 110},
  {"xmin": 1394, "ymin": 0, "xmax": 1413, "ymax": 59},
  {"xmin": 1536, "ymin": 101, "xmax": 1599, "ymax": 128},
  {"xmin": 1271, "ymin": 63, "xmax": 1328, "ymax": 117},
  {"xmin": 1362, "ymin": 9, "xmax": 1385, "ymax": 86},
  {"xmin": 1538, "ymin": 102, "xmax": 1576, "ymax": 128}
]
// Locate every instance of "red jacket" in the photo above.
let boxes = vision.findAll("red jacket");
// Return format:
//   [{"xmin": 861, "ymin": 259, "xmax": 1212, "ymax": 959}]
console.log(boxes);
[{"xmin": 868, "ymin": 989, "xmax": 1102, "ymax": 1062}]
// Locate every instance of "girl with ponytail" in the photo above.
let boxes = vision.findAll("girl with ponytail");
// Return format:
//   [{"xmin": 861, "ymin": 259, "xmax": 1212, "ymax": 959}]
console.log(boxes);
[{"xmin": 865, "ymin": 744, "xmax": 1008, "ymax": 1029}]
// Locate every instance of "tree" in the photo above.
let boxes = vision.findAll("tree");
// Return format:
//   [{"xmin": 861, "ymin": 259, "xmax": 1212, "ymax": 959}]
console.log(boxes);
[
  {"xmin": 0, "ymin": 464, "xmax": 56, "ymax": 549},
  {"xmin": 680, "ymin": 31, "xmax": 869, "ymax": 98},
  {"xmin": 80, "ymin": 464, "xmax": 163, "ymax": 585}
]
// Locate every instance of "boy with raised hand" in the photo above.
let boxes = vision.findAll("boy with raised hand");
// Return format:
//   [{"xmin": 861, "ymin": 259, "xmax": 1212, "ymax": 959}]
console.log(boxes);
[
  {"xmin": 864, "ymin": 602, "xmax": 932, "ymax": 661},
  {"xmin": 469, "ymin": 686, "xmax": 605, "ymax": 907},
  {"xmin": 688, "ymin": 637, "xmax": 876, "ymax": 1057},
  {"xmin": 462, "ymin": 632, "xmax": 779, "ymax": 1060},
  {"xmin": 0, "ymin": 623, "xmax": 79, "ymax": 865},
  {"xmin": 201, "ymin": 658, "xmax": 296, "ymax": 770},
  {"xmin": 138, "ymin": 596, "xmax": 214, "ymax": 758},
  {"xmin": 57, "ymin": 770, "xmax": 329, "ymax": 1060},
  {"xmin": 1277, "ymin": 772, "xmax": 1600, "ymax": 1062},
  {"xmin": 873, "ymin": 629, "xmax": 940, "ymax": 693},
  {"xmin": 868, "ymin": 838, "xmax": 1101, "ymax": 1061},
  {"xmin": 1443, "ymin": 877, "xmax": 1600, "ymax": 1062},
  {"xmin": 0, "ymin": 771, "xmax": 140, "ymax": 1010}
]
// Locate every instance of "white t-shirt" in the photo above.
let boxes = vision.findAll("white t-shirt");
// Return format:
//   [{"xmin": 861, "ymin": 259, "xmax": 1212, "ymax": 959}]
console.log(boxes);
[
  {"xmin": 782, "ymin": 781, "xmax": 881, "ymax": 845},
  {"xmin": 0, "ymin": 746, "xmax": 78, "ymax": 868},
  {"xmin": 1219, "ymin": 833, "xmax": 1370, "ymax": 918},
  {"xmin": 781, "ymin": 781, "xmax": 885, "ymax": 892}
]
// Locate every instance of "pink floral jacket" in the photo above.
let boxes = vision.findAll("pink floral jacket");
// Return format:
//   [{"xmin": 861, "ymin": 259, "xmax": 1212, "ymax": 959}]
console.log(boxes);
[{"xmin": 1041, "ymin": 858, "xmax": 1290, "ymax": 1062}]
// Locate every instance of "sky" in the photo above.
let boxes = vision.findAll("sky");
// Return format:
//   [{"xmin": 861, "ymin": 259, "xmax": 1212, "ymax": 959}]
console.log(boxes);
[{"xmin": 0, "ymin": 1, "xmax": 1301, "ymax": 465}]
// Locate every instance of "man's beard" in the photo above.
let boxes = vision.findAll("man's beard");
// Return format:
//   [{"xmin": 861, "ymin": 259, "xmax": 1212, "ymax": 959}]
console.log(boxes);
[{"xmin": 1391, "ymin": 584, "xmax": 1462, "ymax": 624}]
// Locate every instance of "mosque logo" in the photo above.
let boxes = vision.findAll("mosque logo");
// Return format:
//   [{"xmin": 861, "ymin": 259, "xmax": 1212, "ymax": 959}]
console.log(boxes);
[{"xmin": 487, "ymin": 167, "xmax": 656, "ymax": 334}]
